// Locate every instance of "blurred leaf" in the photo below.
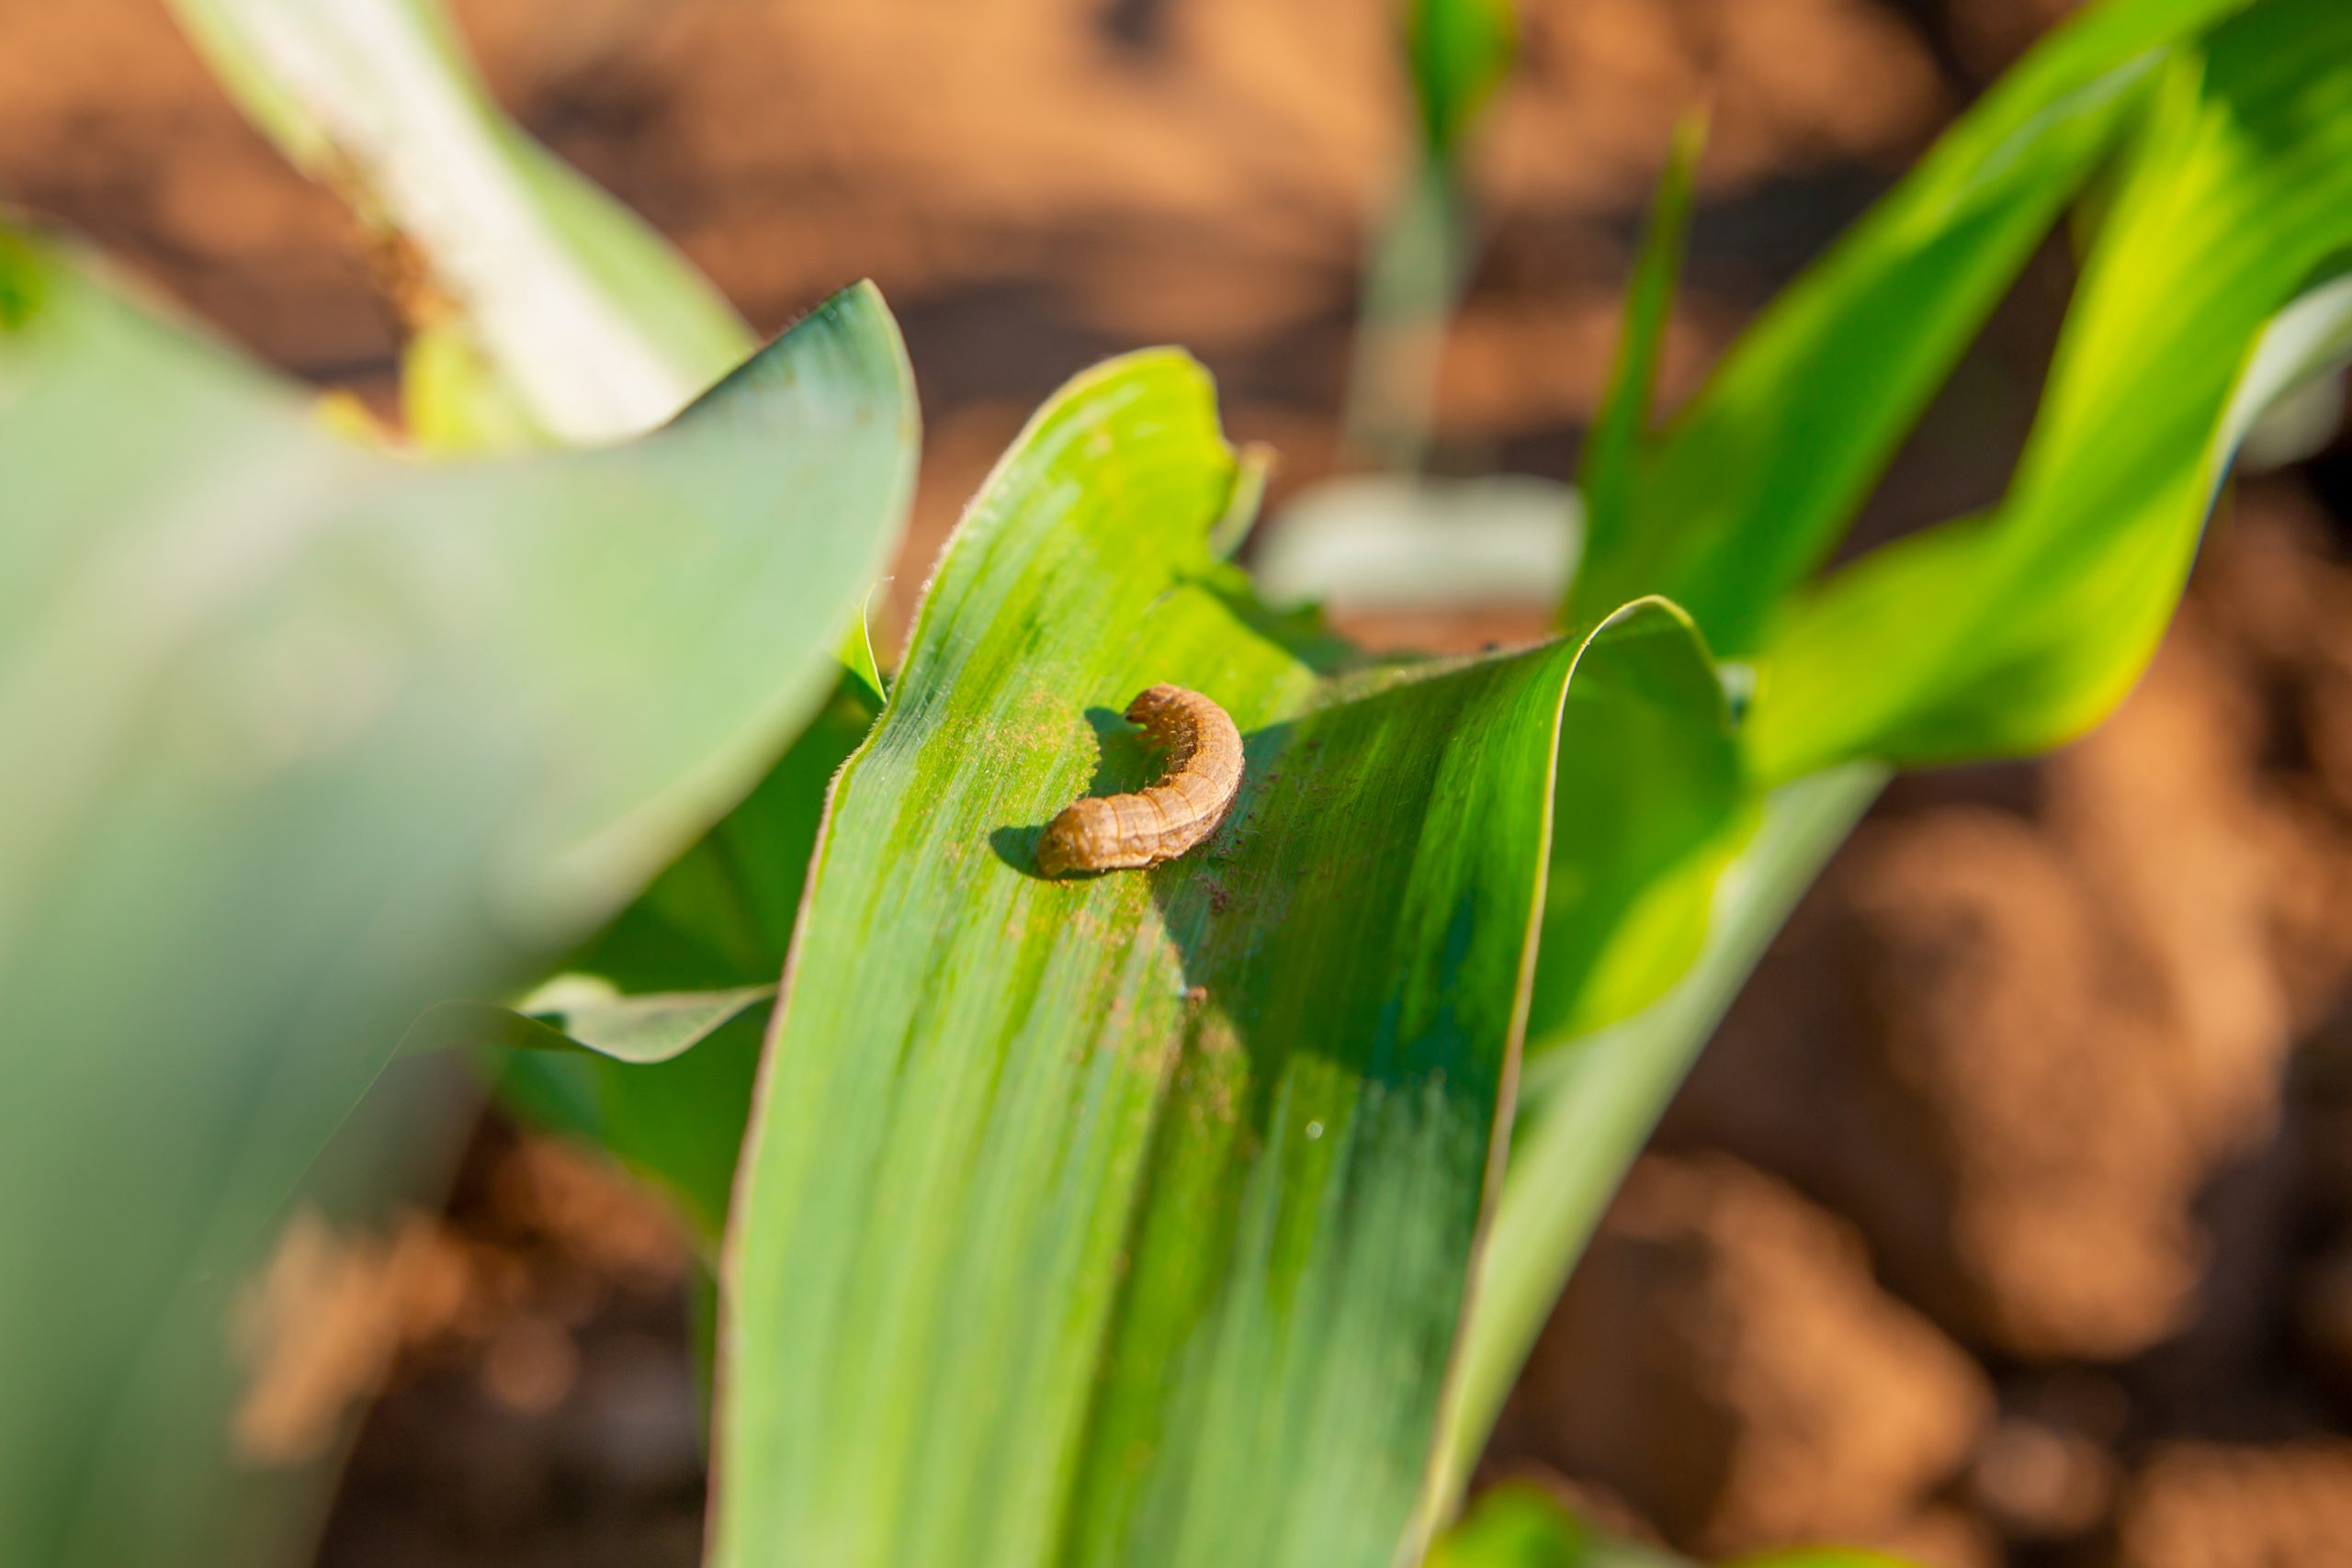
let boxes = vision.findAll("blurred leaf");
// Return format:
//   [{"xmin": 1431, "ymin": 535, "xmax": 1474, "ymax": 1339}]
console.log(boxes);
[
  {"xmin": 168, "ymin": 0, "xmax": 889, "ymax": 1234},
  {"xmin": 497, "ymin": 1004, "xmax": 773, "ymax": 1249},
  {"xmin": 709, "ymin": 350, "xmax": 1724, "ymax": 1568},
  {"xmin": 401, "ymin": 319, "xmax": 545, "ymax": 453},
  {"xmin": 1425, "ymin": 1486, "xmax": 1600, "ymax": 1568},
  {"xmin": 575, "ymin": 671, "xmax": 885, "ymax": 995},
  {"xmin": 403, "ymin": 982, "xmax": 776, "ymax": 1066},
  {"xmin": 1751, "ymin": 0, "xmax": 2352, "ymax": 775},
  {"xmin": 1575, "ymin": 109, "xmax": 1705, "ymax": 600},
  {"xmin": 497, "ymin": 667, "xmax": 883, "ymax": 1242},
  {"xmin": 1259, "ymin": 473, "xmax": 1579, "ymax": 612},
  {"xmin": 1432, "ymin": 765, "xmax": 1886, "ymax": 1508},
  {"xmin": 1341, "ymin": 158, "xmax": 1472, "ymax": 470},
  {"xmin": 2241, "ymin": 350, "xmax": 2350, "ymax": 470},
  {"xmin": 1347, "ymin": 0, "xmax": 1516, "ymax": 469},
  {"xmin": 310, "ymin": 387, "xmax": 400, "ymax": 447},
  {"xmin": 1565, "ymin": 0, "xmax": 2248, "ymax": 652},
  {"xmin": 1423, "ymin": 1483, "xmax": 1920, "ymax": 1568},
  {"xmin": 1206, "ymin": 440, "xmax": 1276, "ymax": 560},
  {"xmin": 407, "ymin": 982, "xmax": 777, "ymax": 1246},
  {"xmin": 1425, "ymin": 1484, "xmax": 1669, "ymax": 1568},
  {"xmin": 0, "ymin": 230, "xmax": 914, "ymax": 1568},
  {"xmin": 167, "ymin": 0, "xmax": 752, "ymax": 442},
  {"xmin": 1406, "ymin": 0, "xmax": 1519, "ymax": 159},
  {"xmin": 0, "ymin": 226, "xmax": 43, "ymax": 330}
]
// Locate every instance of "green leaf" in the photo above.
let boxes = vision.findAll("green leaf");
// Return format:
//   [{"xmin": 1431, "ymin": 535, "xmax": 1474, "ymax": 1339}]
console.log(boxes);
[
  {"xmin": 0, "ymin": 231, "xmax": 914, "ymax": 1568},
  {"xmin": 1424, "ymin": 1483, "xmax": 1668, "ymax": 1568},
  {"xmin": 166, "ymin": 0, "xmax": 752, "ymax": 441},
  {"xmin": 1346, "ymin": 0, "xmax": 1516, "ymax": 470},
  {"xmin": 1751, "ymin": 0, "xmax": 2352, "ymax": 775},
  {"xmin": 1524, "ymin": 600, "xmax": 1742, "ymax": 1045},
  {"xmin": 501, "ymin": 1007, "xmax": 772, "ymax": 1248},
  {"xmin": 165, "ymin": 0, "xmax": 892, "ymax": 1234},
  {"xmin": 709, "ymin": 350, "xmax": 1719, "ymax": 1568},
  {"xmin": 568, "ymin": 669, "xmax": 886, "ymax": 995},
  {"xmin": 1432, "ymin": 766, "xmax": 1886, "ymax": 1509},
  {"xmin": 1421, "ymin": 1483, "xmax": 1922, "ymax": 1568},
  {"xmin": 0, "ymin": 225, "xmax": 44, "ymax": 330},
  {"xmin": 402, "ymin": 982, "xmax": 777, "ymax": 1066},
  {"xmin": 1574, "ymin": 109, "xmax": 1704, "ymax": 602},
  {"xmin": 496, "ymin": 667, "xmax": 884, "ymax": 1242},
  {"xmin": 1406, "ymin": 0, "xmax": 1519, "ymax": 159},
  {"xmin": 1564, "ymin": 0, "xmax": 2247, "ymax": 653},
  {"xmin": 408, "ymin": 981, "xmax": 778, "ymax": 1247},
  {"xmin": 1425, "ymin": 1485, "xmax": 1600, "ymax": 1568}
]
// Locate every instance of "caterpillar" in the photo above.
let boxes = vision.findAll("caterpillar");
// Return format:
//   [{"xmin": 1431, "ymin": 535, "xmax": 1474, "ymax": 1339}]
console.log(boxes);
[{"xmin": 1037, "ymin": 684, "xmax": 1243, "ymax": 877}]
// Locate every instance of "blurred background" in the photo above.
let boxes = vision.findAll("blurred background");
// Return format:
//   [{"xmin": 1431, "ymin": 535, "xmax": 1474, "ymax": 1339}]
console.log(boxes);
[{"xmin": 6, "ymin": 2, "xmax": 2351, "ymax": 1565}]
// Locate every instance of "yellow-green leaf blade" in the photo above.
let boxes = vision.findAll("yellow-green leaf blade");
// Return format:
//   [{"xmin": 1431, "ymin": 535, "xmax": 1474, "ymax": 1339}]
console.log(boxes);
[
  {"xmin": 1751, "ymin": 0, "xmax": 2352, "ymax": 775},
  {"xmin": 1565, "ymin": 0, "xmax": 2245, "ymax": 652},
  {"xmin": 713, "ymin": 353, "xmax": 1717, "ymax": 1568}
]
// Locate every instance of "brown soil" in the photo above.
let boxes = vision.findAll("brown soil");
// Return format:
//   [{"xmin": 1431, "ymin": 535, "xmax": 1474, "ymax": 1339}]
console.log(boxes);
[
  {"xmin": 1507, "ymin": 1153, "xmax": 1994, "ymax": 1561},
  {"xmin": 305, "ymin": 1130, "xmax": 707, "ymax": 1568},
  {"xmin": 2116, "ymin": 1443, "xmax": 2352, "ymax": 1568},
  {"xmin": 1654, "ymin": 572, "xmax": 2307, "ymax": 1364},
  {"xmin": 6, "ymin": 2, "xmax": 2349, "ymax": 1566}
]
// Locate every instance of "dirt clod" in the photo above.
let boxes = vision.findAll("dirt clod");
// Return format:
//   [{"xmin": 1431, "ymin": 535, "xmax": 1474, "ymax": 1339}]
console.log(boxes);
[
  {"xmin": 1968, "ymin": 1413, "xmax": 2118, "ymax": 1541},
  {"xmin": 2116, "ymin": 1442, "xmax": 2352, "ymax": 1568},
  {"xmin": 1509, "ymin": 1153, "xmax": 1990, "ymax": 1559},
  {"xmin": 1670, "ymin": 558, "xmax": 2319, "ymax": 1359}
]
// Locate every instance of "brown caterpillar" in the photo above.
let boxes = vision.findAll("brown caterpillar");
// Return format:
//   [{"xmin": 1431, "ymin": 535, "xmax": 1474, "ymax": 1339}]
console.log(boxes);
[{"xmin": 1036, "ymin": 684, "xmax": 1243, "ymax": 877}]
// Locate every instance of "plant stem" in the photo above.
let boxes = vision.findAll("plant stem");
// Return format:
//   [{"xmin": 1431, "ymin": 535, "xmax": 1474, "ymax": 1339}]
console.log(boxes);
[{"xmin": 1339, "ymin": 150, "xmax": 1474, "ymax": 473}]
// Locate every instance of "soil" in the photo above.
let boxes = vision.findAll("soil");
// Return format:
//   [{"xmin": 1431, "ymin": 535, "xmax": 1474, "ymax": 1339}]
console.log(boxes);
[{"xmin": 6, "ymin": 2, "xmax": 2349, "ymax": 1565}]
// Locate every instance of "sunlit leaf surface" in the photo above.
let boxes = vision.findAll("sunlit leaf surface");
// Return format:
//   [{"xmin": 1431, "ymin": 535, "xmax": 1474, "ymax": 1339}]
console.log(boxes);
[
  {"xmin": 1565, "ymin": 0, "xmax": 2247, "ymax": 652},
  {"xmin": 711, "ymin": 352, "xmax": 1728, "ymax": 1568},
  {"xmin": 1753, "ymin": 0, "xmax": 2352, "ymax": 773}
]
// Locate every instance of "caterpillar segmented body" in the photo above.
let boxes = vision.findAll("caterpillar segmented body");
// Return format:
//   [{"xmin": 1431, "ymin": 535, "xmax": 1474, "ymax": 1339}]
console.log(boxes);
[{"xmin": 1037, "ymin": 684, "xmax": 1243, "ymax": 876}]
